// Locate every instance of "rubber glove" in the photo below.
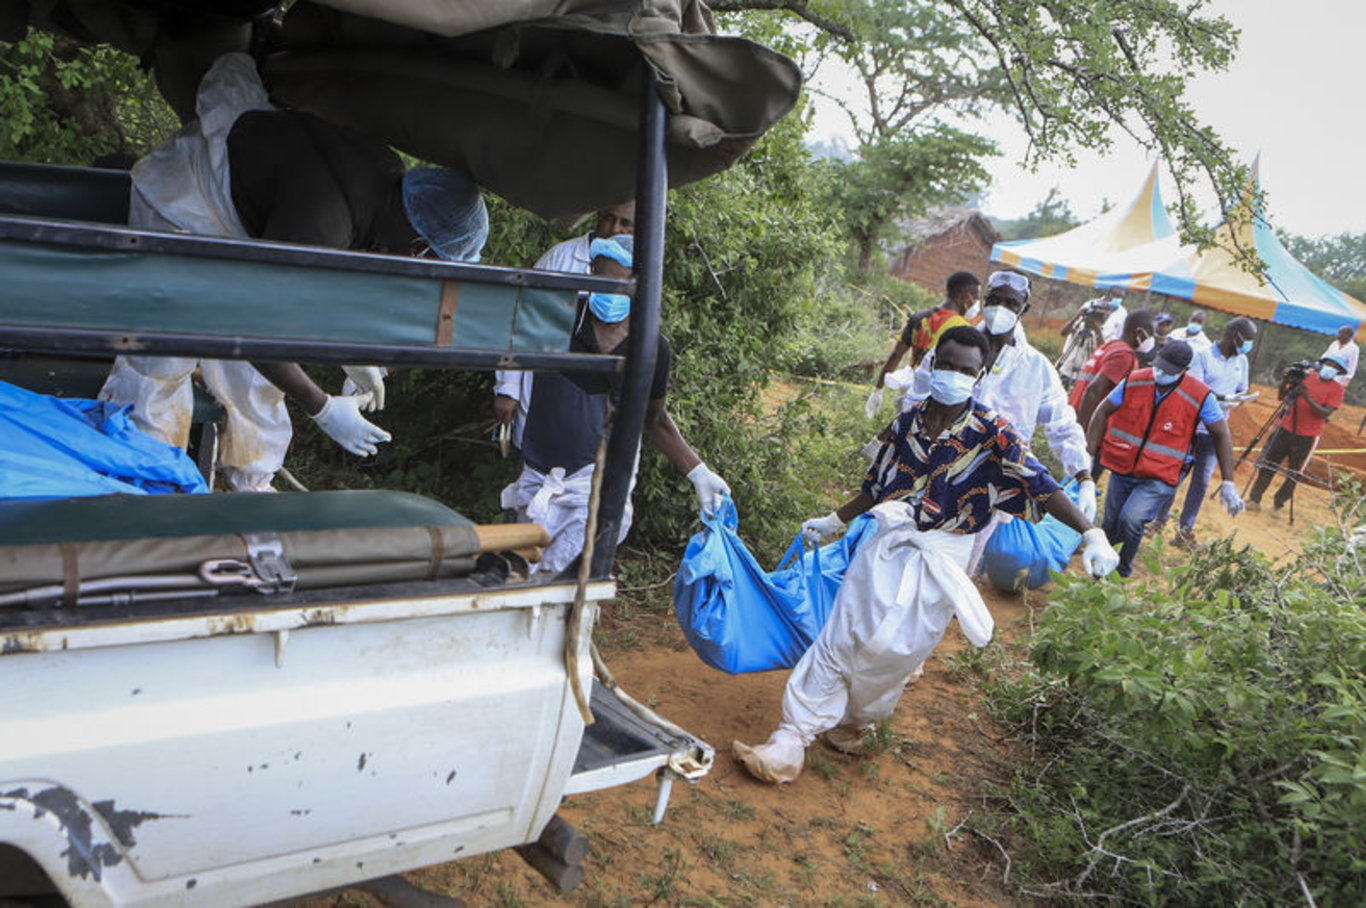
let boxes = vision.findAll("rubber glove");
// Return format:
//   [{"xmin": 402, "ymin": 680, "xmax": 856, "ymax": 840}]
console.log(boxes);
[
  {"xmin": 864, "ymin": 388, "xmax": 884, "ymax": 419},
  {"xmin": 1219, "ymin": 480, "xmax": 1244, "ymax": 517},
  {"xmin": 801, "ymin": 512, "xmax": 845, "ymax": 545},
  {"xmin": 1080, "ymin": 527, "xmax": 1119, "ymax": 578},
  {"xmin": 341, "ymin": 365, "xmax": 387, "ymax": 411},
  {"xmin": 310, "ymin": 394, "xmax": 392, "ymax": 457},
  {"xmin": 687, "ymin": 463, "xmax": 730, "ymax": 517},
  {"xmin": 1076, "ymin": 479, "xmax": 1098, "ymax": 522}
]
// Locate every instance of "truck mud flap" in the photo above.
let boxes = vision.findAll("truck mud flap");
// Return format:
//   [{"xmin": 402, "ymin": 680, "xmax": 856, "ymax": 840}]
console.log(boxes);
[{"xmin": 564, "ymin": 680, "xmax": 712, "ymax": 821}]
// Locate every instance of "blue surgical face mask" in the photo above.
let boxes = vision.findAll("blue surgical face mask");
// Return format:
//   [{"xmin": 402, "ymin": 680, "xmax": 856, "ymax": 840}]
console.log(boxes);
[
  {"xmin": 1319, "ymin": 366, "xmax": 1338, "ymax": 381},
  {"xmin": 1238, "ymin": 339, "xmax": 1254, "ymax": 355},
  {"xmin": 929, "ymin": 369, "xmax": 977, "ymax": 406},
  {"xmin": 1153, "ymin": 368, "xmax": 1183, "ymax": 386},
  {"xmin": 588, "ymin": 292, "xmax": 631, "ymax": 323},
  {"xmin": 1186, "ymin": 322, "xmax": 1203, "ymax": 335}
]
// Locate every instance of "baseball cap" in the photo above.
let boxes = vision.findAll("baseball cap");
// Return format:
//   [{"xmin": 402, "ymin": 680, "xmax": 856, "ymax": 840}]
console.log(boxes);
[{"xmin": 1153, "ymin": 339, "xmax": 1193, "ymax": 372}]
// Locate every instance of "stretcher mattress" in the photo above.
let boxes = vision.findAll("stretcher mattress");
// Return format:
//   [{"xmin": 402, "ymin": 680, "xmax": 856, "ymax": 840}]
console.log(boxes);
[{"xmin": 0, "ymin": 491, "xmax": 549, "ymax": 601}]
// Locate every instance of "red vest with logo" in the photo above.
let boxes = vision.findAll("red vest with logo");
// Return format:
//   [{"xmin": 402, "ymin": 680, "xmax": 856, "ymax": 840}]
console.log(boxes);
[
  {"xmin": 1067, "ymin": 338, "xmax": 1132, "ymax": 412},
  {"xmin": 1099, "ymin": 368, "xmax": 1210, "ymax": 484}
]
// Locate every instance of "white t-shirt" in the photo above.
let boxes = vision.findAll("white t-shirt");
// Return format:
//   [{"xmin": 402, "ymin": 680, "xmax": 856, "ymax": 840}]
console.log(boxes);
[
  {"xmin": 1177, "ymin": 325, "xmax": 1213, "ymax": 353},
  {"xmin": 1322, "ymin": 339, "xmax": 1359, "ymax": 385}
]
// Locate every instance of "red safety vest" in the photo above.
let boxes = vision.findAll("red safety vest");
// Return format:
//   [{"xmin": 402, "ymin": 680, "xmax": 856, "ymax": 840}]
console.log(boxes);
[
  {"xmin": 1099, "ymin": 369, "xmax": 1210, "ymax": 484},
  {"xmin": 1067, "ymin": 338, "xmax": 1133, "ymax": 412}
]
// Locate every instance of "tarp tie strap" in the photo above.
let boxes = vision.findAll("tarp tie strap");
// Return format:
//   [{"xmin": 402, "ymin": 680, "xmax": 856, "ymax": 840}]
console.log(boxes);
[
  {"xmin": 425, "ymin": 526, "xmax": 445, "ymax": 581},
  {"xmin": 59, "ymin": 542, "xmax": 79, "ymax": 608}
]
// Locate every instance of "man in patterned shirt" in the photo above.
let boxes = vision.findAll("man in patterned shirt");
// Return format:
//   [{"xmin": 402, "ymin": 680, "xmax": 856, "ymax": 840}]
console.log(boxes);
[{"xmin": 733, "ymin": 327, "xmax": 1119, "ymax": 784}]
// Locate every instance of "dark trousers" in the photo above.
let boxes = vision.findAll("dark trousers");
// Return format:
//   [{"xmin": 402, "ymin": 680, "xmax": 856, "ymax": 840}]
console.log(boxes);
[{"xmin": 1248, "ymin": 427, "xmax": 1316, "ymax": 507}]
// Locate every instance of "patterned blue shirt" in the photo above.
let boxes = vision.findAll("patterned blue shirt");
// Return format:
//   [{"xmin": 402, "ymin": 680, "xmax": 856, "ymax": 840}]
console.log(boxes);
[{"xmin": 863, "ymin": 399, "xmax": 1062, "ymax": 534}]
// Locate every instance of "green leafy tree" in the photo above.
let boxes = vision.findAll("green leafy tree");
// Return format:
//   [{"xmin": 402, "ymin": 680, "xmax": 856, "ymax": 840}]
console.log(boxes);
[
  {"xmin": 715, "ymin": 0, "xmax": 1248, "ymax": 252},
  {"xmin": 993, "ymin": 187, "xmax": 1081, "ymax": 241},
  {"xmin": 0, "ymin": 28, "xmax": 175, "ymax": 164},
  {"xmin": 1282, "ymin": 231, "xmax": 1366, "ymax": 303}
]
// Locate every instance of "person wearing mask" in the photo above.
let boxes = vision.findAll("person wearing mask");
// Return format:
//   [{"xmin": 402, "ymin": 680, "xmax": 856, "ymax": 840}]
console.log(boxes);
[
  {"xmin": 1246, "ymin": 355, "xmax": 1348, "ymax": 514},
  {"xmin": 1086, "ymin": 341, "xmax": 1243, "ymax": 577},
  {"xmin": 100, "ymin": 53, "xmax": 488, "ymax": 491},
  {"xmin": 866, "ymin": 271, "xmax": 980, "ymax": 415},
  {"xmin": 1166, "ymin": 318, "xmax": 1257, "ymax": 547},
  {"xmin": 732, "ymin": 326, "xmax": 1119, "ymax": 784},
  {"xmin": 499, "ymin": 236, "xmax": 729, "ymax": 574},
  {"xmin": 1321, "ymin": 325, "xmax": 1358, "ymax": 387},
  {"xmin": 901, "ymin": 271, "xmax": 1096, "ymax": 573},
  {"xmin": 1068, "ymin": 310, "xmax": 1157, "ymax": 431},
  {"xmin": 1177, "ymin": 309, "xmax": 1212, "ymax": 354},
  {"xmin": 493, "ymin": 202, "xmax": 636, "ymax": 447},
  {"xmin": 1093, "ymin": 286, "xmax": 1129, "ymax": 342}
]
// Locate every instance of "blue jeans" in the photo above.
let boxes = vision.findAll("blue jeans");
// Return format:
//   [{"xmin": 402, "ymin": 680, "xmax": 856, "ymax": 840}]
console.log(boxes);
[
  {"xmin": 1102, "ymin": 473, "xmax": 1177, "ymax": 577},
  {"xmin": 1176, "ymin": 434, "xmax": 1217, "ymax": 532}
]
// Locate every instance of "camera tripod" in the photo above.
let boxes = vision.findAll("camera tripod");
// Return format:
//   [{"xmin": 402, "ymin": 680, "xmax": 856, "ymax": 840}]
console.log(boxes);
[{"xmin": 1229, "ymin": 384, "xmax": 1302, "ymax": 525}]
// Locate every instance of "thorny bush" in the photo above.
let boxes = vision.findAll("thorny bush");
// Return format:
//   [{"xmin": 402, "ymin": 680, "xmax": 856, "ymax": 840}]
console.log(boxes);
[{"xmin": 987, "ymin": 484, "xmax": 1366, "ymax": 904}]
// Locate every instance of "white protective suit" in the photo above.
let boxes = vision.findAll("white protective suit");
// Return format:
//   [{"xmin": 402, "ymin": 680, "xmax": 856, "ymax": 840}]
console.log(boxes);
[
  {"xmin": 99, "ymin": 53, "xmax": 285, "ymax": 492},
  {"xmin": 903, "ymin": 329, "xmax": 1089, "ymax": 571},
  {"xmin": 735, "ymin": 503, "xmax": 993, "ymax": 782},
  {"xmin": 493, "ymin": 233, "xmax": 593, "ymax": 448},
  {"xmin": 500, "ymin": 458, "xmax": 635, "ymax": 575}
]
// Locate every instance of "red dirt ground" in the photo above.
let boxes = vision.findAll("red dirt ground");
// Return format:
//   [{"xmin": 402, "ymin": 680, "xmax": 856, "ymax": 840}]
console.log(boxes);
[{"xmin": 307, "ymin": 388, "xmax": 1365, "ymax": 908}]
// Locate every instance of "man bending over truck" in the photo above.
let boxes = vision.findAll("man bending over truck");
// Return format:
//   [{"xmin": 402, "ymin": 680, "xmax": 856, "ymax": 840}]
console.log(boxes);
[
  {"xmin": 100, "ymin": 52, "xmax": 487, "ymax": 491},
  {"xmin": 499, "ymin": 235, "xmax": 730, "ymax": 574}
]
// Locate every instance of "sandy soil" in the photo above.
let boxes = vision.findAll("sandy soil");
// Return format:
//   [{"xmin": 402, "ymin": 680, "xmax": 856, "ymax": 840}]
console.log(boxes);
[{"xmin": 312, "ymin": 385, "xmax": 1365, "ymax": 908}]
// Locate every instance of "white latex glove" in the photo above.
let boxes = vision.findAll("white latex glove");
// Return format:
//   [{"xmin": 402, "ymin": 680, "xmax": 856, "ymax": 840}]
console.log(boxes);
[
  {"xmin": 864, "ymin": 387, "xmax": 884, "ymax": 419},
  {"xmin": 687, "ymin": 463, "xmax": 731, "ymax": 516},
  {"xmin": 341, "ymin": 365, "xmax": 388, "ymax": 411},
  {"xmin": 1076, "ymin": 479, "xmax": 1098, "ymax": 522},
  {"xmin": 1219, "ymin": 480, "xmax": 1244, "ymax": 517},
  {"xmin": 801, "ymin": 512, "xmax": 845, "ymax": 545},
  {"xmin": 310, "ymin": 394, "xmax": 392, "ymax": 457},
  {"xmin": 1080, "ymin": 527, "xmax": 1119, "ymax": 578}
]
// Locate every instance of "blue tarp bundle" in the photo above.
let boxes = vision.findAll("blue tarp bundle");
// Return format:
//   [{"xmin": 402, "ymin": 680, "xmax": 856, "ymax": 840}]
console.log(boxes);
[
  {"xmin": 0, "ymin": 379, "xmax": 208, "ymax": 498},
  {"xmin": 674, "ymin": 497, "xmax": 876, "ymax": 674},
  {"xmin": 980, "ymin": 481, "xmax": 1083, "ymax": 591}
]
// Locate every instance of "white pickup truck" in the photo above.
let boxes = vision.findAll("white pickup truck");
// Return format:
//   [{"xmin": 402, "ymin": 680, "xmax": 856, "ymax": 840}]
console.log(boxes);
[{"xmin": 0, "ymin": 2, "xmax": 801, "ymax": 904}]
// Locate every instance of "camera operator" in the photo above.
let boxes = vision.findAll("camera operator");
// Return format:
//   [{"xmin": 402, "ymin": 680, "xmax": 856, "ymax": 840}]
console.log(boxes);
[{"xmin": 1246, "ymin": 355, "xmax": 1348, "ymax": 513}]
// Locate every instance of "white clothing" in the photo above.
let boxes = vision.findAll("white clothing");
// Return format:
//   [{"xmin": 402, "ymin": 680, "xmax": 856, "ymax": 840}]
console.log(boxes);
[
  {"xmin": 500, "ymin": 461, "xmax": 633, "ymax": 575},
  {"xmin": 905, "ymin": 333, "xmax": 1088, "ymax": 477},
  {"xmin": 1178, "ymin": 327, "xmax": 1213, "ymax": 354},
  {"xmin": 1100, "ymin": 303, "xmax": 1128, "ymax": 343},
  {"xmin": 1323, "ymin": 339, "xmax": 1359, "ymax": 386},
  {"xmin": 99, "ymin": 53, "xmax": 285, "ymax": 492},
  {"xmin": 535, "ymin": 233, "xmax": 593, "ymax": 274},
  {"xmin": 905, "ymin": 330, "xmax": 1087, "ymax": 573},
  {"xmin": 739, "ymin": 505, "xmax": 991, "ymax": 782},
  {"xmin": 493, "ymin": 233, "xmax": 595, "ymax": 445},
  {"xmin": 1190, "ymin": 343, "xmax": 1248, "ymax": 434}
]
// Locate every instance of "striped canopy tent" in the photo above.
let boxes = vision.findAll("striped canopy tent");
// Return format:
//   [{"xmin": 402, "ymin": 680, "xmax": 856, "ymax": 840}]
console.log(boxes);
[
  {"xmin": 1094, "ymin": 158, "xmax": 1366, "ymax": 341},
  {"xmin": 990, "ymin": 162, "xmax": 1176, "ymax": 286}
]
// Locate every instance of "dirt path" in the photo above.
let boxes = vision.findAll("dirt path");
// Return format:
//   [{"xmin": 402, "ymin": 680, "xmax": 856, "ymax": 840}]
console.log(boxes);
[
  {"xmin": 318, "ymin": 384, "xmax": 1365, "ymax": 907},
  {"xmin": 401, "ymin": 587, "xmax": 1035, "ymax": 907}
]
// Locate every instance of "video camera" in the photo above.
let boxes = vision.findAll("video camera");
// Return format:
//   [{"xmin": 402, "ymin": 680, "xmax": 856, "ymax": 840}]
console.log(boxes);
[
  {"xmin": 1280, "ymin": 360, "xmax": 1316, "ymax": 396},
  {"xmin": 1079, "ymin": 298, "xmax": 1113, "ymax": 326}
]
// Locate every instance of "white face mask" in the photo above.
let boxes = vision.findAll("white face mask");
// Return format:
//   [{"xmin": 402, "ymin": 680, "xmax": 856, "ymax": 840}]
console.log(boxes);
[
  {"xmin": 929, "ymin": 369, "xmax": 977, "ymax": 406},
  {"xmin": 965, "ymin": 300, "xmax": 982, "ymax": 320},
  {"xmin": 1136, "ymin": 334, "xmax": 1155, "ymax": 354},
  {"xmin": 981, "ymin": 305, "xmax": 1018, "ymax": 336}
]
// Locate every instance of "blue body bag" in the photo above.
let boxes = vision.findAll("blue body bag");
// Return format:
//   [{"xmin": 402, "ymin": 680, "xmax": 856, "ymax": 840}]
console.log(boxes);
[
  {"xmin": 673, "ymin": 497, "xmax": 875, "ymax": 674},
  {"xmin": 981, "ymin": 480, "xmax": 1083, "ymax": 591},
  {"xmin": 0, "ymin": 379, "xmax": 208, "ymax": 498}
]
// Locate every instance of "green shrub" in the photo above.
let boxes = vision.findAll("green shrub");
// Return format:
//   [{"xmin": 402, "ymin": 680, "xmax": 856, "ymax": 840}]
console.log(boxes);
[{"xmin": 988, "ymin": 502, "xmax": 1366, "ymax": 904}]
